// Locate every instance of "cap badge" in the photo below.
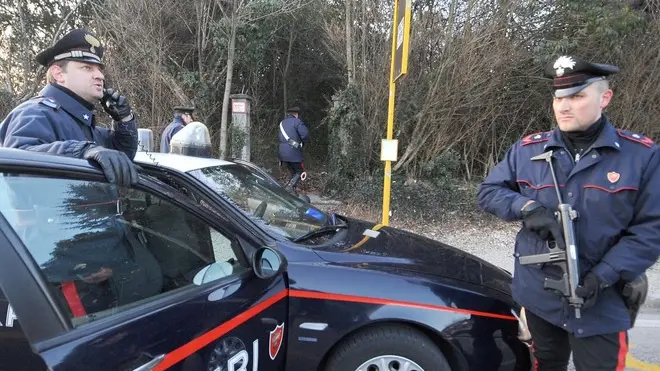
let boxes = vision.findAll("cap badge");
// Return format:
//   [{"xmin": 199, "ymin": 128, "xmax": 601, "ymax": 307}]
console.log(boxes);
[
  {"xmin": 607, "ymin": 171, "xmax": 620, "ymax": 183},
  {"xmin": 84, "ymin": 34, "xmax": 101, "ymax": 53},
  {"xmin": 553, "ymin": 56, "xmax": 576, "ymax": 77}
]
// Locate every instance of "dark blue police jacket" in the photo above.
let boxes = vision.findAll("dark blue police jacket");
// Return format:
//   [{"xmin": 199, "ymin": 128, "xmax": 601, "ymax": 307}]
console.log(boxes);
[
  {"xmin": 160, "ymin": 119, "xmax": 184, "ymax": 153},
  {"xmin": 278, "ymin": 115, "xmax": 310, "ymax": 163},
  {"xmin": 477, "ymin": 117, "xmax": 660, "ymax": 337},
  {"xmin": 0, "ymin": 84, "xmax": 137, "ymax": 160}
]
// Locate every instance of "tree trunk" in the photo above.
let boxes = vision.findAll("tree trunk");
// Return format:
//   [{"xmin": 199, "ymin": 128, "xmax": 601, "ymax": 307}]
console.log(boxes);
[
  {"xmin": 16, "ymin": 0, "xmax": 30, "ymax": 92},
  {"xmin": 465, "ymin": 0, "xmax": 475, "ymax": 37},
  {"xmin": 152, "ymin": 36, "xmax": 160, "ymax": 136},
  {"xmin": 283, "ymin": 26, "xmax": 295, "ymax": 113},
  {"xmin": 345, "ymin": 0, "xmax": 354, "ymax": 85},
  {"xmin": 447, "ymin": 0, "xmax": 458, "ymax": 39},
  {"xmin": 361, "ymin": 0, "xmax": 367, "ymax": 112},
  {"xmin": 219, "ymin": 9, "xmax": 237, "ymax": 159},
  {"xmin": 273, "ymin": 50, "xmax": 278, "ymax": 114}
]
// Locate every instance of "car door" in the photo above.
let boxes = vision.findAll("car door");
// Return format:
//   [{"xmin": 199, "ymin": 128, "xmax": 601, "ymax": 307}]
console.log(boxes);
[
  {"xmin": 0, "ymin": 288, "xmax": 49, "ymax": 371},
  {"xmin": 0, "ymin": 168, "xmax": 288, "ymax": 371}
]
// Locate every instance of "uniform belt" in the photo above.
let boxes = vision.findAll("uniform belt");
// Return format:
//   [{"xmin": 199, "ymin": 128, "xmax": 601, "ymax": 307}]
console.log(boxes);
[{"xmin": 287, "ymin": 139, "xmax": 302, "ymax": 149}]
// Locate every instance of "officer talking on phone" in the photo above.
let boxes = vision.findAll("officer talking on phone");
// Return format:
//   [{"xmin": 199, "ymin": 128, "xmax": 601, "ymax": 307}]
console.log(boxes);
[{"xmin": 0, "ymin": 28, "xmax": 139, "ymax": 186}]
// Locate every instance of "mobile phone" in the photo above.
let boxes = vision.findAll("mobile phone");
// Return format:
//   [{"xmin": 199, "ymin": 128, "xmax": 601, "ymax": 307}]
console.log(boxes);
[{"xmin": 101, "ymin": 88, "xmax": 116, "ymax": 108}]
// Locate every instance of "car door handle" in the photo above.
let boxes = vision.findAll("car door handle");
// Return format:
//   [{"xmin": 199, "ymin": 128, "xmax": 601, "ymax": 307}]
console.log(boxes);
[
  {"xmin": 261, "ymin": 317, "xmax": 279, "ymax": 326},
  {"xmin": 132, "ymin": 354, "xmax": 166, "ymax": 371}
]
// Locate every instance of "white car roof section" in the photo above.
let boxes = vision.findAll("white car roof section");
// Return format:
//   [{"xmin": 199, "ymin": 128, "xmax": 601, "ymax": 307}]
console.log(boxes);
[{"xmin": 134, "ymin": 152, "xmax": 233, "ymax": 172}]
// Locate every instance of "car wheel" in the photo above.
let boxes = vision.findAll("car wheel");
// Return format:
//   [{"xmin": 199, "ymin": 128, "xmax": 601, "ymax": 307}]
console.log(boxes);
[{"xmin": 325, "ymin": 324, "xmax": 451, "ymax": 371}]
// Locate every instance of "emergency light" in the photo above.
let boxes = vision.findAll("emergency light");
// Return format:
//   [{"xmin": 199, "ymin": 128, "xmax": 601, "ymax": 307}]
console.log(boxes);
[{"xmin": 170, "ymin": 121, "xmax": 213, "ymax": 158}]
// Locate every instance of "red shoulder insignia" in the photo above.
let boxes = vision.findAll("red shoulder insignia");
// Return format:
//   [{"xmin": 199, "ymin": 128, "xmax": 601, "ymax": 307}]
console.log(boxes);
[
  {"xmin": 521, "ymin": 131, "xmax": 551, "ymax": 146},
  {"xmin": 617, "ymin": 129, "xmax": 655, "ymax": 148}
]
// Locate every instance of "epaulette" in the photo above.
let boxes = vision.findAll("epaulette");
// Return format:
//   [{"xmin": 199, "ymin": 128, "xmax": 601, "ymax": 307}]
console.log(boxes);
[
  {"xmin": 617, "ymin": 129, "xmax": 654, "ymax": 148},
  {"xmin": 521, "ymin": 131, "xmax": 552, "ymax": 146},
  {"xmin": 37, "ymin": 97, "xmax": 60, "ymax": 110}
]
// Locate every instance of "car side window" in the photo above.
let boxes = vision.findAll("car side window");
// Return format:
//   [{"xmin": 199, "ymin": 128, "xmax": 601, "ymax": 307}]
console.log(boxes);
[{"xmin": 0, "ymin": 174, "xmax": 248, "ymax": 327}]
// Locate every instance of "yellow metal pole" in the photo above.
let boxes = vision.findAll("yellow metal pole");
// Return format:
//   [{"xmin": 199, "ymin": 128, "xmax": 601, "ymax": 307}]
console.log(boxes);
[{"xmin": 382, "ymin": 2, "xmax": 399, "ymax": 226}]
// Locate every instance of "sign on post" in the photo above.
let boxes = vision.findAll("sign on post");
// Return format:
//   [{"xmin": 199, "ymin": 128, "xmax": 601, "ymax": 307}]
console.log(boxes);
[{"xmin": 393, "ymin": 0, "xmax": 412, "ymax": 83}]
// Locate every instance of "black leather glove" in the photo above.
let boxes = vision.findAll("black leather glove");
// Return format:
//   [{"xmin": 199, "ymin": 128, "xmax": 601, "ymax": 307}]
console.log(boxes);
[
  {"xmin": 101, "ymin": 88, "xmax": 133, "ymax": 121},
  {"xmin": 83, "ymin": 145, "xmax": 139, "ymax": 186},
  {"xmin": 521, "ymin": 202, "xmax": 566, "ymax": 250},
  {"xmin": 575, "ymin": 272, "xmax": 603, "ymax": 310}
]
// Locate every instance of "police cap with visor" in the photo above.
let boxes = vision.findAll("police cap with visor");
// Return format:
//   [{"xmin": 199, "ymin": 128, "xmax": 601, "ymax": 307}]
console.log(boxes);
[
  {"xmin": 36, "ymin": 29, "xmax": 104, "ymax": 67},
  {"xmin": 545, "ymin": 55, "xmax": 619, "ymax": 98},
  {"xmin": 173, "ymin": 106, "xmax": 195, "ymax": 114}
]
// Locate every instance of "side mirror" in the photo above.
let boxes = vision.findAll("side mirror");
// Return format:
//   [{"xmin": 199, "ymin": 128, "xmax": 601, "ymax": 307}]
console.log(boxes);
[
  {"xmin": 298, "ymin": 194, "xmax": 311, "ymax": 203},
  {"xmin": 252, "ymin": 246, "xmax": 287, "ymax": 279}
]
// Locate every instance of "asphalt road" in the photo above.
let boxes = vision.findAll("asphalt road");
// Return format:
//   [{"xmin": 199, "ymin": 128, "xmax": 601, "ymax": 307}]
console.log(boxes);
[{"xmin": 623, "ymin": 311, "xmax": 660, "ymax": 371}]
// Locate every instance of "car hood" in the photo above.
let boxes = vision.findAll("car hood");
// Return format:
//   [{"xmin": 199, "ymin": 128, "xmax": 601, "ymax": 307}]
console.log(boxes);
[{"xmin": 315, "ymin": 217, "xmax": 513, "ymax": 295}]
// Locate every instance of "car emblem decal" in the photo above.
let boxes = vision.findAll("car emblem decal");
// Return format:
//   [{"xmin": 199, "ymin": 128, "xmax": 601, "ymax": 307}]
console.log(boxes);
[
  {"xmin": 269, "ymin": 322, "xmax": 285, "ymax": 360},
  {"xmin": 607, "ymin": 171, "xmax": 620, "ymax": 183}
]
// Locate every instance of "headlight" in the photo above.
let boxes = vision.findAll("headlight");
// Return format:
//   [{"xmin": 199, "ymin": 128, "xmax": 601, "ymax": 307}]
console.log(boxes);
[{"xmin": 511, "ymin": 307, "xmax": 532, "ymax": 342}]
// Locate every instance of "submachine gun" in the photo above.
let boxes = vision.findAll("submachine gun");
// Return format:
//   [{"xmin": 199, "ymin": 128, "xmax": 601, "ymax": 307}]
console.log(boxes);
[{"xmin": 518, "ymin": 150, "xmax": 584, "ymax": 319}]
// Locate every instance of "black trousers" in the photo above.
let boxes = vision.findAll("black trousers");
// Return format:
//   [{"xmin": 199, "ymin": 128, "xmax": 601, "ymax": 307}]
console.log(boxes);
[
  {"xmin": 527, "ymin": 310, "xmax": 628, "ymax": 371},
  {"xmin": 283, "ymin": 161, "xmax": 305, "ymax": 178},
  {"xmin": 282, "ymin": 161, "xmax": 305, "ymax": 189}
]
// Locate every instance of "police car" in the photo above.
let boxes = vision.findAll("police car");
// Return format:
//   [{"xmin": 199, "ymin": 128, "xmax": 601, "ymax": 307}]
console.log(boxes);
[{"xmin": 0, "ymin": 129, "xmax": 532, "ymax": 371}]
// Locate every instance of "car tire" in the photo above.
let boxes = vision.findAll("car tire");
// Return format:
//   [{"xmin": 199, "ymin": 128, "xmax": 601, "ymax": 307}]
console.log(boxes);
[{"xmin": 324, "ymin": 324, "xmax": 451, "ymax": 371}]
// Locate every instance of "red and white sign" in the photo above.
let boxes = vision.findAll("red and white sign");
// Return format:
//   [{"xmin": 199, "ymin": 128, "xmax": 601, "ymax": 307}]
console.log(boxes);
[
  {"xmin": 269, "ymin": 322, "xmax": 284, "ymax": 360},
  {"xmin": 232, "ymin": 101, "xmax": 246, "ymax": 113}
]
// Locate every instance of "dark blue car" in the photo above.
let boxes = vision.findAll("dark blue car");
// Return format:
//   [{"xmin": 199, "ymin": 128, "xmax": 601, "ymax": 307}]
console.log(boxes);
[{"xmin": 0, "ymin": 148, "xmax": 532, "ymax": 371}]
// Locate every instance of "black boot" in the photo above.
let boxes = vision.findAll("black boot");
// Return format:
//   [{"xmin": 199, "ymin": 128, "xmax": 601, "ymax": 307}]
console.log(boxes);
[{"xmin": 285, "ymin": 174, "xmax": 301, "ymax": 196}]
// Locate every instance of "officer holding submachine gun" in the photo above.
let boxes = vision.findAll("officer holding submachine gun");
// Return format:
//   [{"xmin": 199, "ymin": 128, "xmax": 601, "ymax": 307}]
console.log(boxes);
[{"xmin": 477, "ymin": 55, "xmax": 659, "ymax": 371}]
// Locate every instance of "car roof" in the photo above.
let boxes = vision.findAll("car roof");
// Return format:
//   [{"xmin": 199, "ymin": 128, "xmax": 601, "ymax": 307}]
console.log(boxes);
[
  {"xmin": 0, "ymin": 147, "xmax": 96, "ymax": 170},
  {"xmin": 133, "ymin": 151, "xmax": 233, "ymax": 172},
  {"xmin": 0, "ymin": 148, "xmax": 232, "ymax": 175}
]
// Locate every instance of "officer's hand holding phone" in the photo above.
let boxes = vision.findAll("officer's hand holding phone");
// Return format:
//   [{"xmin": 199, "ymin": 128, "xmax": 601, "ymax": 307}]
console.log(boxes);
[{"xmin": 101, "ymin": 88, "xmax": 133, "ymax": 122}]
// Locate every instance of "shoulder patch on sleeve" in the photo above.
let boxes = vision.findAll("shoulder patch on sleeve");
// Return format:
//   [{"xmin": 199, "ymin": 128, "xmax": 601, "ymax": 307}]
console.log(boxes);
[
  {"xmin": 617, "ymin": 129, "xmax": 654, "ymax": 148},
  {"xmin": 521, "ymin": 131, "xmax": 551, "ymax": 146},
  {"xmin": 37, "ymin": 97, "xmax": 60, "ymax": 110}
]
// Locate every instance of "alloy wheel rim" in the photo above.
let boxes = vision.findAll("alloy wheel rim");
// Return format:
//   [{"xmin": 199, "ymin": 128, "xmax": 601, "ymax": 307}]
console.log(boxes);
[{"xmin": 354, "ymin": 355, "xmax": 425, "ymax": 371}]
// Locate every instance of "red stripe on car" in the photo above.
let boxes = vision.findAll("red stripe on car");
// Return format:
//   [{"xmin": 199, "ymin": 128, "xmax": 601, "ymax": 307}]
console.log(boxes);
[
  {"xmin": 155, "ymin": 288, "xmax": 516, "ymax": 369},
  {"xmin": 153, "ymin": 289, "xmax": 288, "ymax": 370},
  {"xmin": 289, "ymin": 290, "xmax": 517, "ymax": 321}
]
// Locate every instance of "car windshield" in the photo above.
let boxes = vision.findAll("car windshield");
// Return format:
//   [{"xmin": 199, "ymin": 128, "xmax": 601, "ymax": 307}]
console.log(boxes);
[{"xmin": 188, "ymin": 164, "xmax": 337, "ymax": 240}]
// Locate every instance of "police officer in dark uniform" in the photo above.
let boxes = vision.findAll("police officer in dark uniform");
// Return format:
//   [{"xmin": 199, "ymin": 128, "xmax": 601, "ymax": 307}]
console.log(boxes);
[
  {"xmin": 278, "ymin": 106, "xmax": 310, "ymax": 195},
  {"xmin": 0, "ymin": 28, "xmax": 138, "ymax": 186},
  {"xmin": 0, "ymin": 29, "xmax": 151, "ymax": 316},
  {"xmin": 478, "ymin": 55, "xmax": 660, "ymax": 370},
  {"xmin": 160, "ymin": 105, "xmax": 194, "ymax": 153}
]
